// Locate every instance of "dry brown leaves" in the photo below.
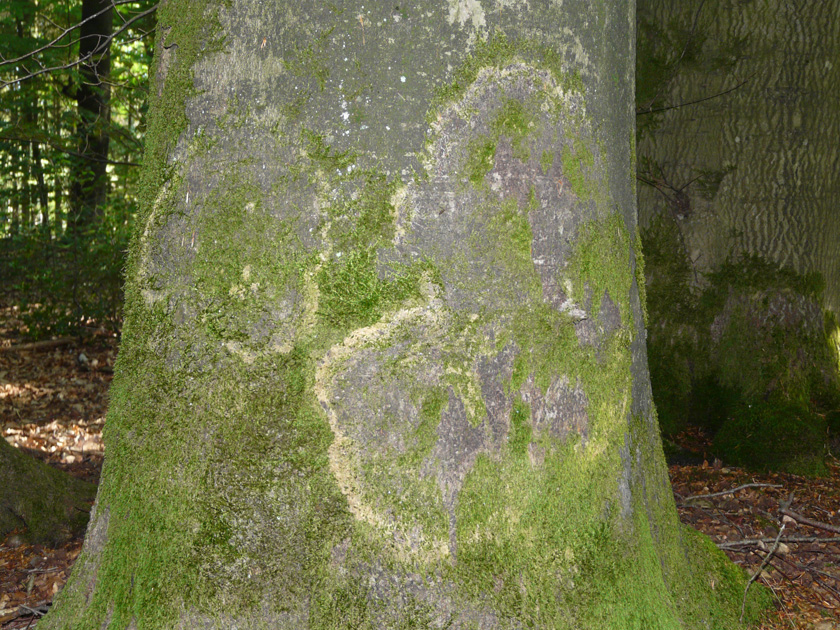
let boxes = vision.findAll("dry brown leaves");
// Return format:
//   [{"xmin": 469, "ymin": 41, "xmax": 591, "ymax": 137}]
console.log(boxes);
[
  {"xmin": 0, "ymin": 301, "xmax": 112, "ymax": 628},
  {"xmin": 671, "ymin": 428, "xmax": 840, "ymax": 630}
]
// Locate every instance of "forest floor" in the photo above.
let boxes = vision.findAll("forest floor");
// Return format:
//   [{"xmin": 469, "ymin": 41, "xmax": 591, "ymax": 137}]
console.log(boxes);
[{"xmin": 1, "ymin": 301, "xmax": 839, "ymax": 629}]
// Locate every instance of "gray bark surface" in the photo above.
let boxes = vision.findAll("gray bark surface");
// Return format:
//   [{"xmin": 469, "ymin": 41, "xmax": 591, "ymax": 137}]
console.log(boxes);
[{"xmin": 43, "ymin": 1, "xmax": 764, "ymax": 628}]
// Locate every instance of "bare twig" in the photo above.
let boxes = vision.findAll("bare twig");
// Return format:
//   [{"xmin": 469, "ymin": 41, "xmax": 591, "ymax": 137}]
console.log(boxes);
[
  {"xmin": 0, "ymin": 337, "xmax": 76, "ymax": 352},
  {"xmin": 786, "ymin": 558, "xmax": 840, "ymax": 586},
  {"xmin": 637, "ymin": 75, "xmax": 754, "ymax": 116},
  {"xmin": 20, "ymin": 604, "xmax": 49, "ymax": 617},
  {"xmin": 0, "ymin": 134, "xmax": 141, "ymax": 167},
  {"xmin": 683, "ymin": 483, "xmax": 783, "ymax": 502},
  {"xmin": 773, "ymin": 553, "xmax": 840, "ymax": 607},
  {"xmin": 718, "ymin": 535, "xmax": 840, "ymax": 550},
  {"xmin": 0, "ymin": 0, "xmax": 150, "ymax": 67},
  {"xmin": 741, "ymin": 521, "xmax": 785, "ymax": 622},
  {"xmin": 639, "ymin": 0, "xmax": 707, "ymax": 113},
  {"xmin": 1, "ymin": 4, "xmax": 157, "ymax": 89},
  {"xmin": 763, "ymin": 581, "xmax": 798, "ymax": 629},
  {"xmin": 780, "ymin": 508, "xmax": 840, "ymax": 535}
]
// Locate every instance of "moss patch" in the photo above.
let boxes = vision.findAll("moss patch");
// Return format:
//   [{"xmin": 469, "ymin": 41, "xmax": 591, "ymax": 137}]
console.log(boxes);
[
  {"xmin": 641, "ymin": 215, "xmax": 840, "ymax": 474},
  {"xmin": 561, "ymin": 138, "xmax": 595, "ymax": 201}
]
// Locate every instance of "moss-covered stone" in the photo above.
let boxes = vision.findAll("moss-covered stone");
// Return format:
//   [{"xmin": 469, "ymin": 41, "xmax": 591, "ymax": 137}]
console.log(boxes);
[{"xmin": 0, "ymin": 438, "xmax": 94, "ymax": 545}]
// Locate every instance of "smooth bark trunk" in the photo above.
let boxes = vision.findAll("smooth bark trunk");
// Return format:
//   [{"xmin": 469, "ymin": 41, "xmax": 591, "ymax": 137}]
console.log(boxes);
[
  {"xmin": 637, "ymin": 0, "xmax": 840, "ymax": 313},
  {"xmin": 44, "ymin": 1, "xmax": 764, "ymax": 628},
  {"xmin": 68, "ymin": 0, "xmax": 113, "ymax": 235}
]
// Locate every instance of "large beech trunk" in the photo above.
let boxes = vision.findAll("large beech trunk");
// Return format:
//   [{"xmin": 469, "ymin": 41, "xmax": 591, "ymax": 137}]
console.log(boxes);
[
  {"xmin": 637, "ymin": 0, "xmax": 840, "ymax": 314},
  {"xmin": 43, "ymin": 1, "xmax": 764, "ymax": 628}
]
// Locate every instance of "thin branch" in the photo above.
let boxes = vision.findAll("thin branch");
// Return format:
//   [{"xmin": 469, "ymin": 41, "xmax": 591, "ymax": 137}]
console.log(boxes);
[
  {"xmin": 1, "ymin": 5, "xmax": 158, "ymax": 90},
  {"xmin": 674, "ymin": 0, "xmax": 707, "ymax": 69},
  {"xmin": 683, "ymin": 483, "xmax": 783, "ymax": 502},
  {"xmin": 780, "ymin": 508, "xmax": 840, "ymax": 535},
  {"xmin": 0, "ymin": 337, "xmax": 75, "ymax": 353},
  {"xmin": 637, "ymin": 75, "xmax": 753, "ymax": 116},
  {"xmin": 772, "ymin": 552, "xmax": 840, "ymax": 607},
  {"xmin": 0, "ymin": 0, "xmax": 149, "ymax": 67},
  {"xmin": 639, "ymin": 0, "xmax": 707, "ymax": 113},
  {"xmin": 0, "ymin": 135, "xmax": 141, "ymax": 167},
  {"xmin": 741, "ymin": 521, "xmax": 785, "ymax": 623},
  {"xmin": 718, "ymin": 535, "xmax": 840, "ymax": 550}
]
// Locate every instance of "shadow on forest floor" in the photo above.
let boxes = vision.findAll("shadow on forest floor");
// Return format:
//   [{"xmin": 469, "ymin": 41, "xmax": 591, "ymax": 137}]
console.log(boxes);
[{"xmin": 0, "ymin": 301, "xmax": 838, "ymax": 629}]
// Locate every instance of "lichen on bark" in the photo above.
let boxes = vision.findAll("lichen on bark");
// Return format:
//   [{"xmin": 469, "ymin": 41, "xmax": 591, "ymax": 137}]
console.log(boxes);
[{"xmin": 42, "ymin": 1, "xmax": 768, "ymax": 628}]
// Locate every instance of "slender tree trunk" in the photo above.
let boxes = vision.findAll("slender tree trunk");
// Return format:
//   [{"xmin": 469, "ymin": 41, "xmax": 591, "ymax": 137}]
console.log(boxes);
[
  {"xmin": 68, "ymin": 0, "xmax": 112, "ymax": 236},
  {"xmin": 44, "ymin": 1, "xmax": 765, "ymax": 628},
  {"xmin": 32, "ymin": 140, "xmax": 50, "ymax": 236},
  {"xmin": 9, "ymin": 177, "xmax": 19, "ymax": 236},
  {"xmin": 23, "ymin": 104, "xmax": 51, "ymax": 237}
]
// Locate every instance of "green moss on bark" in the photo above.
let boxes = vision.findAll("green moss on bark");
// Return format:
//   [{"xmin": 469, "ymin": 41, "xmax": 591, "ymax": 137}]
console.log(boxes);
[{"xmin": 45, "ymin": 1, "xmax": 770, "ymax": 627}]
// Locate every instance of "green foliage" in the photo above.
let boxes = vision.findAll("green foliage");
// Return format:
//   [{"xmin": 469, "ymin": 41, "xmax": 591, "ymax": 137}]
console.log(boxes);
[
  {"xmin": 0, "ymin": 0, "xmax": 154, "ymax": 337},
  {"xmin": 1, "ymin": 207, "xmax": 132, "ymax": 338}
]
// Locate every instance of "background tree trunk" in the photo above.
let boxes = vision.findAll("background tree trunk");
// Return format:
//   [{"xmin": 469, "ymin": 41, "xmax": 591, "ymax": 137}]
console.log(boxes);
[
  {"xmin": 637, "ymin": 0, "xmax": 840, "ymax": 314},
  {"xmin": 635, "ymin": 0, "xmax": 840, "ymax": 469},
  {"xmin": 44, "ymin": 1, "xmax": 765, "ymax": 628},
  {"xmin": 68, "ymin": 0, "xmax": 112, "ymax": 235}
]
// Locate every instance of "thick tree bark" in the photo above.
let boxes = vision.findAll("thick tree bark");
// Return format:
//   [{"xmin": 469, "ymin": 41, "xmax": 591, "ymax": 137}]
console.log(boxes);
[
  {"xmin": 637, "ymin": 0, "xmax": 840, "ymax": 313},
  {"xmin": 0, "ymin": 438, "xmax": 94, "ymax": 545},
  {"xmin": 636, "ymin": 0, "xmax": 840, "ymax": 470},
  {"xmin": 68, "ymin": 0, "xmax": 112, "ymax": 235},
  {"xmin": 44, "ymin": 1, "xmax": 764, "ymax": 628}
]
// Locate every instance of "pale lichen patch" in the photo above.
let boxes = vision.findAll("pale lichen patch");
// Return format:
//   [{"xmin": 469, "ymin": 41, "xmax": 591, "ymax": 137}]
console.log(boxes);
[
  {"xmin": 223, "ymin": 340, "xmax": 258, "ymax": 364},
  {"xmin": 314, "ymin": 298, "xmax": 452, "ymax": 563},
  {"xmin": 447, "ymin": 0, "xmax": 487, "ymax": 34},
  {"xmin": 390, "ymin": 185, "xmax": 411, "ymax": 244}
]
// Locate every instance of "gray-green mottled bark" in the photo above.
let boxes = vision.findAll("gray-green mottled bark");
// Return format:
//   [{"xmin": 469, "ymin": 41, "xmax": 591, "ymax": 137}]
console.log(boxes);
[
  {"xmin": 44, "ymin": 1, "xmax": 765, "ymax": 628},
  {"xmin": 637, "ymin": 0, "xmax": 840, "ymax": 313}
]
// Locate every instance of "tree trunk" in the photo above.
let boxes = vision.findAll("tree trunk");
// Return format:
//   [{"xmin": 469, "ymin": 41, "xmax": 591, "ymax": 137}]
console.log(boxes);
[
  {"xmin": 0, "ymin": 438, "xmax": 94, "ymax": 545},
  {"xmin": 68, "ymin": 0, "xmax": 112, "ymax": 236},
  {"xmin": 636, "ymin": 0, "xmax": 840, "ymax": 314},
  {"xmin": 635, "ymin": 0, "xmax": 840, "ymax": 469},
  {"xmin": 44, "ymin": 1, "xmax": 765, "ymax": 628}
]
